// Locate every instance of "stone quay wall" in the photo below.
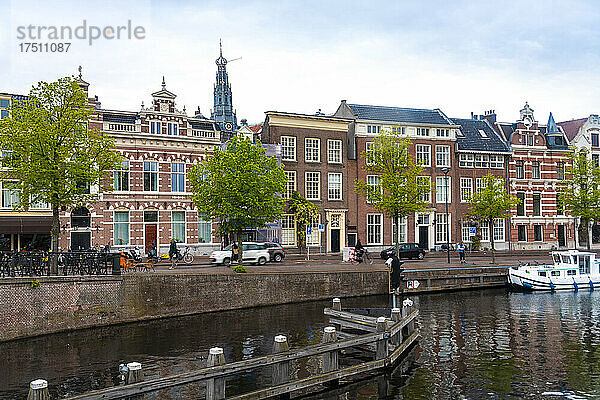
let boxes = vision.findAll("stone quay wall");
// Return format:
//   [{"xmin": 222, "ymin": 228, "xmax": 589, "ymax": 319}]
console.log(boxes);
[{"xmin": 0, "ymin": 271, "xmax": 389, "ymax": 342}]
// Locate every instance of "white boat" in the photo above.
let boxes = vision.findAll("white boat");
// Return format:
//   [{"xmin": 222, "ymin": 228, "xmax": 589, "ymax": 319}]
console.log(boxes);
[{"xmin": 508, "ymin": 250, "xmax": 600, "ymax": 291}]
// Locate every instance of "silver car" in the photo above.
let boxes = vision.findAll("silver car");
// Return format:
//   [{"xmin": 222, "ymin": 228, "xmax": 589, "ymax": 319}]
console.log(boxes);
[{"xmin": 210, "ymin": 242, "xmax": 270, "ymax": 265}]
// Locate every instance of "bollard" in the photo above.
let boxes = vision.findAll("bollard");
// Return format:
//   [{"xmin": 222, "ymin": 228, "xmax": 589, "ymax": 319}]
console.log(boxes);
[
  {"xmin": 403, "ymin": 298, "xmax": 415, "ymax": 334},
  {"xmin": 375, "ymin": 316, "xmax": 388, "ymax": 360},
  {"xmin": 126, "ymin": 362, "xmax": 142, "ymax": 385},
  {"xmin": 390, "ymin": 307, "xmax": 401, "ymax": 346},
  {"xmin": 206, "ymin": 347, "xmax": 226, "ymax": 400},
  {"xmin": 272, "ymin": 335, "xmax": 291, "ymax": 400},
  {"xmin": 332, "ymin": 298, "xmax": 341, "ymax": 311},
  {"xmin": 27, "ymin": 379, "xmax": 49, "ymax": 400},
  {"xmin": 321, "ymin": 326, "xmax": 339, "ymax": 388}
]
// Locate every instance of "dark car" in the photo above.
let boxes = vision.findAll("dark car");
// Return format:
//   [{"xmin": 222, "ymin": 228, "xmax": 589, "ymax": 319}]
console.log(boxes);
[
  {"xmin": 380, "ymin": 243, "xmax": 425, "ymax": 260},
  {"xmin": 263, "ymin": 242, "xmax": 286, "ymax": 262}
]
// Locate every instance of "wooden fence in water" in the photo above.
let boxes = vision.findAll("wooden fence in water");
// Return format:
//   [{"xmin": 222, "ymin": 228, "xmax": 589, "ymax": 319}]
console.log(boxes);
[{"xmin": 27, "ymin": 297, "xmax": 419, "ymax": 400}]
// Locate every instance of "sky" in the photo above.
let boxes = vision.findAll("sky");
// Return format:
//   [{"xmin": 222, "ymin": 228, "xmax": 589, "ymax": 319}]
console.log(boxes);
[{"xmin": 1, "ymin": 0, "xmax": 600, "ymax": 125}]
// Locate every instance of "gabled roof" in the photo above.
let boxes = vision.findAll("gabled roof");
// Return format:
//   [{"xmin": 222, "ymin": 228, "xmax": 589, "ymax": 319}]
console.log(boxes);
[
  {"xmin": 340, "ymin": 102, "xmax": 455, "ymax": 126},
  {"xmin": 451, "ymin": 118, "xmax": 510, "ymax": 153},
  {"xmin": 557, "ymin": 118, "xmax": 587, "ymax": 141},
  {"xmin": 249, "ymin": 123, "xmax": 263, "ymax": 133}
]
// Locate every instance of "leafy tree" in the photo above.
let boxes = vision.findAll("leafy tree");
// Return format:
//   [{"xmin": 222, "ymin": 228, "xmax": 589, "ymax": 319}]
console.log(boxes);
[
  {"xmin": 0, "ymin": 77, "xmax": 120, "ymax": 273},
  {"xmin": 354, "ymin": 129, "xmax": 430, "ymax": 255},
  {"xmin": 188, "ymin": 135, "xmax": 286, "ymax": 265},
  {"xmin": 559, "ymin": 148, "xmax": 600, "ymax": 249},
  {"xmin": 467, "ymin": 173, "xmax": 520, "ymax": 263},
  {"xmin": 288, "ymin": 191, "xmax": 319, "ymax": 252}
]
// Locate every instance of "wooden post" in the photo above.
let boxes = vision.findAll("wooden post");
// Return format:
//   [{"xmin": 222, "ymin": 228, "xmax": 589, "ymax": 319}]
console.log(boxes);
[
  {"xmin": 206, "ymin": 347, "xmax": 226, "ymax": 400},
  {"xmin": 375, "ymin": 316, "xmax": 388, "ymax": 360},
  {"xmin": 126, "ymin": 362, "xmax": 142, "ymax": 384},
  {"xmin": 403, "ymin": 298, "xmax": 414, "ymax": 335},
  {"xmin": 27, "ymin": 379, "xmax": 49, "ymax": 400},
  {"xmin": 332, "ymin": 297, "xmax": 341, "ymax": 311},
  {"xmin": 272, "ymin": 335, "xmax": 290, "ymax": 400},
  {"xmin": 390, "ymin": 307, "xmax": 401, "ymax": 346},
  {"xmin": 321, "ymin": 326, "xmax": 339, "ymax": 388}
]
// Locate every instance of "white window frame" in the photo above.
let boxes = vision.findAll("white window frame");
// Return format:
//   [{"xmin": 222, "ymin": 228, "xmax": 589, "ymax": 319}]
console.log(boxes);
[
  {"xmin": 150, "ymin": 121, "xmax": 162, "ymax": 135},
  {"xmin": 493, "ymin": 219, "xmax": 505, "ymax": 242},
  {"xmin": 435, "ymin": 213, "xmax": 450, "ymax": 243},
  {"xmin": 462, "ymin": 222, "xmax": 471, "ymax": 243},
  {"xmin": 365, "ymin": 142, "xmax": 375, "ymax": 165},
  {"xmin": 327, "ymin": 139, "xmax": 343, "ymax": 164},
  {"xmin": 143, "ymin": 160, "xmax": 158, "ymax": 192},
  {"xmin": 459, "ymin": 153, "xmax": 474, "ymax": 168},
  {"xmin": 436, "ymin": 145, "xmax": 451, "ymax": 168},
  {"xmin": 281, "ymin": 214, "xmax": 296, "ymax": 246},
  {"xmin": 305, "ymin": 138, "xmax": 321, "ymax": 162},
  {"xmin": 171, "ymin": 210, "xmax": 186, "ymax": 243},
  {"xmin": 171, "ymin": 162, "xmax": 186, "ymax": 192},
  {"xmin": 367, "ymin": 213, "xmax": 383, "ymax": 245},
  {"xmin": 167, "ymin": 122, "xmax": 178, "ymax": 136},
  {"xmin": 416, "ymin": 144, "xmax": 431, "ymax": 167},
  {"xmin": 114, "ymin": 210, "xmax": 130, "ymax": 246},
  {"xmin": 392, "ymin": 217, "xmax": 408, "ymax": 244},
  {"xmin": 198, "ymin": 214, "xmax": 212, "ymax": 244},
  {"xmin": 460, "ymin": 177, "xmax": 473, "ymax": 203},
  {"xmin": 281, "ymin": 136, "xmax": 297, "ymax": 161},
  {"xmin": 436, "ymin": 128, "xmax": 449, "ymax": 137},
  {"xmin": 306, "ymin": 215, "xmax": 321, "ymax": 246},
  {"xmin": 328, "ymin": 172, "xmax": 342, "ymax": 201},
  {"xmin": 436, "ymin": 176, "xmax": 451, "ymax": 204},
  {"xmin": 1, "ymin": 180, "xmax": 20, "ymax": 209},
  {"xmin": 305, "ymin": 171, "xmax": 320, "ymax": 200},
  {"xmin": 416, "ymin": 127, "xmax": 430, "ymax": 137},
  {"xmin": 284, "ymin": 170, "xmax": 296, "ymax": 199},
  {"xmin": 366, "ymin": 175, "xmax": 381, "ymax": 204},
  {"xmin": 490, "ymin": 155, "xmax": 504, "ymax": 169},
  {"xmin": 417, "ymin": 176, "xmax": 431, "ymax": 203},
  {"xmin": 113, "ymin": 160, "xmax": 130, "ymax": 192}
]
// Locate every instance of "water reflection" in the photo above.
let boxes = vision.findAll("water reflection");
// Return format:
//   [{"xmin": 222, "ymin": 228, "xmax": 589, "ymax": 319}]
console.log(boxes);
[{"xmin": 3, "ymin": 289, "xmax": 600, "ymax": 399}]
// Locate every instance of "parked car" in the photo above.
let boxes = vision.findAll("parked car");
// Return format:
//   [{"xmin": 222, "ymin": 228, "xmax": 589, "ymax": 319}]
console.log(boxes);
[
  {"xmin": 210, "ymin": 242, "xmax": 270, "ymax": 265},
  {"xmin": 262, "ymin": 242, "xmax": 285, "ymax": 262},
  {"xmin": 380, "ymin": 243, "xmax": 425, "ymax": 260}
]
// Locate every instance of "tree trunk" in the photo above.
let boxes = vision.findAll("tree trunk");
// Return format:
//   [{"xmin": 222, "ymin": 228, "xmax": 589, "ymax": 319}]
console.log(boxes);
[
  {"xmin": 237, "ymin": 230, "xmax": 243, "ymax": 265},
  {"xmin": 50, "ymin": 206, "xmax": 60, "ymax": 275},
  {"xmin": 587, "ymin": 220, "xmax": 592, "ymax": 250},
  {"xmin": 489, "ymin": 219, "xmax": 495, "ymax": 265},
  {"xmin": 394, "ymin": 215, "xmax": 400, "ymax": 256}
]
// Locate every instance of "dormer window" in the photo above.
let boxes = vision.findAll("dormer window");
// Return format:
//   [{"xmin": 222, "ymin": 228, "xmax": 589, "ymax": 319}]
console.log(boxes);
[
  {"xmin": 150, "ymin": 121, "xmax": 162, "ymax": 134},
  {"xmin": 436, "ymin": 129, "xmax": 449, "ymax": 137},
  {"xmin": 367, "ymin": 125, "xmax": 380, "ymax": 134},
  {"xmin": 416, "ymin": 128, "xmax": 430, "ymax": 137},
  {"xmin": 528, "ymin": 135, "xmax": 534, "ymax": 146},
  {"xmin": 478, "ymin": 129, "xmax": 488, "ymax": 139},
  {"xmin": 167, "ymin": 122, "xmax": 178, "ymax": 136},
  {"xmin": 592, "ymin": 133, "xmax": 599, "ymax": 147}
]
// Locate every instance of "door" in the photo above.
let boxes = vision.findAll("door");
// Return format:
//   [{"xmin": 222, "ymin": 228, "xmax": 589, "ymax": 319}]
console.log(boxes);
[
  {"xmin": 331, "ymin": 230, "xmax": 340, "ymax": 253},
  {"xmin": 347, "ymin": 233, "xmax": 357, "ymax": 248},
  {"xmin": 145, "ymin": 224, "xmax": 157, "ymax": 254},
  {"xmin": 71, "ymin": 232, "xmax": 91, "ymax": 251},
  {"xmin": 418, "ymin": 226, "xmax": 429, "ymax": 251},
  {"xmin": 558, "ymin": 225, "xmax": 566, "ymax": 247}
]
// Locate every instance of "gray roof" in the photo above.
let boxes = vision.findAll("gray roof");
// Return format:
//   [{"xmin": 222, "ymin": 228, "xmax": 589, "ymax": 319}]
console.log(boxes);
[
  {"xmin": 451, "ymin": 118, "xmax": 510, "ymax": 153},
  {"xmin": 347, "ymin": 103, "xmax": 454, "ymax": 125},
  {"xmin": 190, "ymin": 121, "xmax": 216, "ymax": 130},
  {"xmin": 103, "ymin": 112, "xmax": 137, "ymax": 124}
]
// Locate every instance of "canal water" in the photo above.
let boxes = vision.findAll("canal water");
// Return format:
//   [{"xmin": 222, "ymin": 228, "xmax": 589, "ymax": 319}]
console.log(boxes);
[{"xmin": 2, "ymin": 288, "xmax": 600, "ymax": 399}]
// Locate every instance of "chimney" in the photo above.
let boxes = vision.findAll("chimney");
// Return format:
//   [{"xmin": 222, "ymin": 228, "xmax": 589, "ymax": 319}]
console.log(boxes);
[
  {"xmin": 241, "ymin": 118, "xmax": 248, "ymax": 126},
  {"xmin": 482, "ymin": 109, "xmax": 497, "ymax": 125}
]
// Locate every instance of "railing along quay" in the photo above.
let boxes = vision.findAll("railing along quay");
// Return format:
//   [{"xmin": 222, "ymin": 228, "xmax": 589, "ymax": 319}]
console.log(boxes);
[
  {"xmin": 27, "ymin": 297, "xmax": 419, "ymax": 400},
  {"xmin": 0, "ymin": 251, "xmax": 116, "ymax": 277}
]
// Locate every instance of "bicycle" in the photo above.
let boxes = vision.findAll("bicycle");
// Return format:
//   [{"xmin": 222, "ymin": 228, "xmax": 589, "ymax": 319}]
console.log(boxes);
[
  {"xmin": 350, "ymin": 248, "xmax": 373, "ymax": 265},
  {"xmin": 160, "ymin": 246, "xmax": 194, "ymax": 265}
]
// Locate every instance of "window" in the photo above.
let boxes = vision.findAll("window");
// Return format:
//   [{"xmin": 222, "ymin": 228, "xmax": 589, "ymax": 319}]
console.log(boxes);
[
  {"xmin": 113, "ymin": 160, "xmax": 129, "ymax": 191},
  {"xmin": 475, "ymin": 154, "xmax": 489, "ymax": 168},
  {"xmin": 480, "ymin": 225, "xmax": 490, "ymax": 242},
  {"xmin": 593, "ymin": 154, "xmax": 600, "ymax": 168},
  {"xmin": 557, "ymin": 162, "xmax": 565, "ymax": 180},
  {"xmin": 167, "ymin": 122, "xmax": 178, "ymax": 136},
  {"xmin": 396, "ymin": 126, "xmax": 406, "ymax": 135},
  {"xmin": 533, "ymin": 193, "xmax": 541, "ymax": 216},
  {"xmin": 489, "ymin": 155, "xmax": 504, "ymax": 169},
  {"xmin": 144, "ymin": 210, "xmax": 158, "ymax": 222},
  {"xmin": 528, "ymin": 135, "xmax": 534, "ymax": 146},
  {"xmin": 516, "ymin": 161, "xmax": 524, "ymax": 179},
  {"xmin": 71, "ymin": 207, "xmax": 91, "ymax": 228},
  {"xmin": 328, "ymin": 140, "xmax": 342, "ymax": 164},
  {"xmin": 538, "ymin": 271, "xmax": 547, "ymax": 277},
  {"xmin": 593, "ymin": 133, "xmax": 599, "ymax": 147},
  {"xmin": 281, "ymin": 136, "xmax": 296, "ymax": 161},
  {"xmin": 478, "ymin": 129, "xmax": 488, "ymax": 138},
  {"xmin": 328, "ymin": 173, "xmax": 342, "ymax": 200},
  {"xmin": 436, "ymin": 176, "xmax": 451, "ymax": 203},
  {"xmin": 392, "ymin": 217, "xmax": 407, "ymax": 243},
  {"xmin": 143, "ymin": 161, "xmax": 158, "ymax": 191},
  {"xmin": 436, "ymin": 128, "xmax": 449, "ymax": 137},
  {"xmin": 367, "ymin": 214, "xmax": 383, "ymax": 245},
  {"xmin": 0, "ymin": 98, "xmax": 9, "ymax": 119},
  {"xmin": 366, "ymin": 175, "xmax": 381, "ymax": 204},
  {"xmin": 532, "ymin": 161, "xmax": 540, "ymax": 179},
  {"xmin": 493, "ymin": 219, "xmax": 505, "ymax": 242},
  {"xmin": 30, "ymin": 196, "xmax": 49, "ymax": 209},
  {"xmin": 171, "ymin": 162, "xmax": 185, "ymax": 192},
  {"xmin": 462, "ymin": 222, "xmax": 471, "ymax": 243},
  {"xmin": 306, "ymin": 215, "xmax": 321, "ymax": 246},
  {"xmin": 416, "ymin": 127, "xmax": 430, "ymax": 137},
  {"xmin": 460, "ymin": 178, "xmax": 472, "ymax": 202},
  {"xmin": 284, "ymin": 171, "xmax": 296, "ymax": 199},
  {"xmin": 172, "ymin": 211, "xmax": 186, "ymax": 243},
  {"xmin": 556, "ymin": 194, "xmax": 563, "ymax": 215},
  {"xmin": 198, "ymin": 214, "xmax": 212, "ymax": 243},
  {"xmin": 150, "ymin": 121, "xmax": 162, "ymax": 134},
  {"xmin": 534, "ymin": 225, "xmax": 543, "ymax": 241},
  {"xmin": 365, "ymin": 142, "xmax": 375, "ymax": 165},
  {"xmin": 517, "ymin": 192, "xmax": 525, "ymax": 216},
  {"xmin": 417, "ymin": 176, "xmax": 431, "ymax": 202},
  {"xmin": 436, "ymin": 213, "xmax": 449, "ymax": 243},
  {"xmin": 459, "ymin": 154, "xmax": 474, "ymax": 168},
  {"xmin": 567, "ymin": 269, "xmax": 577, "ymax": 276},
  {"xmin": 416, "ymin": 145, "xmax": 431, "ymax": 167},
  {"xmin": 367, "ymin": 125, "xmax": 381, "ymax": 134},
  {"xmin": 305, "ymin": 138, "xmax": 321, "ymax": 162},
  {"xmin": 114, "ymin": 211, "xmax": 130, "ymax": 245},
  {"xmin": 551, "ymin": 270, "xmax": 560, "ymax": 277},
  {"xmin": 518, "ymin": 225, "xmax": 527, "ymax": 242},
  {"xmin": 305, "ymin": 172, "xmax": 320, "ymax": 200},
  {"xmin": 281, "ymin": 215, "xmax": 296, "ymax": 246},
  {"xmin": 475, "ymin": 177, "xmax": 485, "ymax": 193},
  {"xmin": 436, "ymin": 146, "xmax": 450, "ymax": 167},
  {"xmin": 1, "ymin": 181, "xmax": 20, "ymax": 209}
]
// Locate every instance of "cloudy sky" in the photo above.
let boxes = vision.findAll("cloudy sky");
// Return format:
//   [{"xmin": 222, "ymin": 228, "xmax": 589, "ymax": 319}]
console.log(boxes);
[{"xmin": 1, "ymin": 0, "xmax": 599, "ymax": 125}]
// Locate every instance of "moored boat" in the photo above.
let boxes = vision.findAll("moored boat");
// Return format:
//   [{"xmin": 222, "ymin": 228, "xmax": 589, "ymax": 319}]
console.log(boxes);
[{"xmin": 508, "ymin": 250, "xmax": 600, "ymax": 291}]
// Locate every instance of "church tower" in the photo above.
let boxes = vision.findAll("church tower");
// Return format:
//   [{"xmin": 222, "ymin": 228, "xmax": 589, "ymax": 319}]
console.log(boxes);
[{"xmin": 211, "ymin": 40, "xmax": 238, "ymax": 140}]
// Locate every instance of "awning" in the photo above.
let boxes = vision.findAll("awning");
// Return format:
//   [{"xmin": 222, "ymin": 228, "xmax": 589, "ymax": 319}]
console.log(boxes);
[{"xmin": 0, "ymin": 216, "xmax": 52, "ymax": 234}]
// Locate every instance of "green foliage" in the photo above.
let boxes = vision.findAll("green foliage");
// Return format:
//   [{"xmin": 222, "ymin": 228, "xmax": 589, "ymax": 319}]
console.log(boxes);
[
  {"xmin": 288, "ymin": 191, "xmax": 319, "ymax": 249},
  {"xmin": 188, "ymin": 135, "xmax": 286, "ymax": 261},
  {"xmin": 559, "ymin": 148, "xmax": 600, "ymax": 248},
  {"xmin": 354, "ymin": 128, "xmax": 430, "ymax": 252},
  {"xmin": 29, "ymin": 279, "xmax": 40, "ymax": 289},
  {"xmin": 232, "ymin": 264, "xmax": 247, "ymax": 273},
  {"xmin": 0, "ymin": 76, "xmax": 120, "ymax": 258},
  {"xmin": 471, "ymin": 235, "xmax": 481, "ymax": 251}
]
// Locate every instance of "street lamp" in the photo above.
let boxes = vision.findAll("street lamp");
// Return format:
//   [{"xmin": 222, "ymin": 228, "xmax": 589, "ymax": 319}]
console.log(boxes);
[{"xmin": 441, "ymin": 167, "xmax": 451, "ymax": 264}]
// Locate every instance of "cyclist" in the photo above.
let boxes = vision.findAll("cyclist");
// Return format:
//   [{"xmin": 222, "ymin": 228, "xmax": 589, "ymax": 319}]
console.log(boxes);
[{"xmin": 355, "ymin": 239, "xmax": 365, "ymax": 263}]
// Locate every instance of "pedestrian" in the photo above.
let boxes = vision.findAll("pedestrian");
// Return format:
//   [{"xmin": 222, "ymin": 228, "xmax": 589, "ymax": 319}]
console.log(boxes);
[
  {"xmin": 457, "ymin": 242, "xmax": 466, "ymax": 264},
  {"xmin": 231, "ymin": 243, "xmax": 239, "ymax": 265},
  {"xmin": 169, "ymin": 239, "xmax": 178, "ymax": 270},
  {"xmin": 386, "ymin": 253, "xmax": 404, "ymax": 294}
]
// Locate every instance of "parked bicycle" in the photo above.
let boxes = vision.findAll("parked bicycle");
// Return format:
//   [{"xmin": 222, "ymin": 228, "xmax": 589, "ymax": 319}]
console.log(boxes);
[
  {"xmin": 160, "ymin": 246, "xmax": 194, "ymax": 265},
  {"xmin": 350, "ymin": 248, "xmax": 373, "ymax": 265}
]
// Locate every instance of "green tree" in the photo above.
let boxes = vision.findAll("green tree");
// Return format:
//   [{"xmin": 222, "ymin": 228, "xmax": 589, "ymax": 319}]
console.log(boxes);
[
  {"xmin": 0, "ymin": 77, "xmax": 120, "ymax": 272},
  {"xmin": 559, "ymin": 148, "xmax": 600, "ymax": 249},
  {"xmin": 467, "ymin": 173, "xmax": 520, "ymax": 263},
  {"xmin": 354, "ymin": 129, "xmax": 430, "ymax": 255},
  {"xmin": 188, "ymin": 135, "xmax": 286, "ymax": 265},
  {"xmin": 288, "ymin": 191, "xmax": 319, "ymax": 252}
]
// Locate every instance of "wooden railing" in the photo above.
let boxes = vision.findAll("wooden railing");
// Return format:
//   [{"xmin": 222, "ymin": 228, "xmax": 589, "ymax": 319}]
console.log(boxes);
[{"xmin": 26, "ymin": 298, "xmax": 419, "ymax": 400}]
